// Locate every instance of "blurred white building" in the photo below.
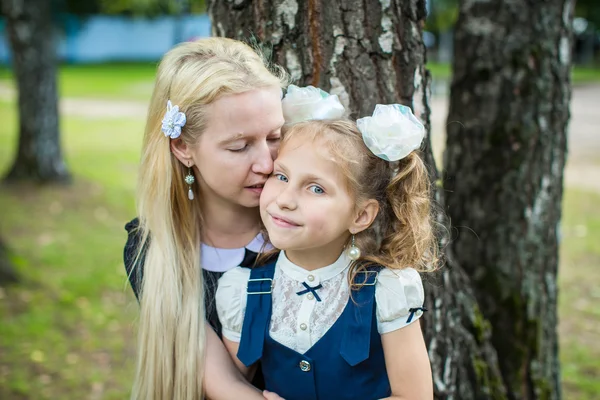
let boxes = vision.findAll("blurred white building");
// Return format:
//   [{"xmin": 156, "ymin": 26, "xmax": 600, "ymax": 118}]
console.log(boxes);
[{"xmin": 0, "ymin": 14, "xmax": 211, "ymax": 64}]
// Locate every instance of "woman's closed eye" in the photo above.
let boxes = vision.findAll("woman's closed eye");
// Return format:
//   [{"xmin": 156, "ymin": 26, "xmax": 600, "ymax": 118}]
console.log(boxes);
[{"xmin": 228, "ymin": 144, "xmax": 248, "ymax": 152}]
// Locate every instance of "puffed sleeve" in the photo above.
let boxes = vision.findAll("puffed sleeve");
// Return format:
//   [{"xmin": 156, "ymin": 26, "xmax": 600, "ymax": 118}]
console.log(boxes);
[
  {"xmin": 216, "ymin": 267, "xmax": 251, "ymax": 342},
  {"xmin": 375, "ymin": 267, "xmax": 425, "ymax": 334}
]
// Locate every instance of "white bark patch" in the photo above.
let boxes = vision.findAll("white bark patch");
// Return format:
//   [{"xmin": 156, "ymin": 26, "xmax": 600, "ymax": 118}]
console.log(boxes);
[
  {"xmin": 379, "ymin": 0, "xmax": 391, "ymax": 8},
  {"xmin": 329, "ymin": 28, "xmax": 350, "ymax": 109},
  {"xmin": 525, "ymin": 175, "xmax": 551, "ymax": 226},
  {"xmin": 330, "ymin": 77, "xmax": 350, "ymax": 111},
  {"xmin": 413, "ymin": 67, "xmax": 426, "ymax": 122},
  {"xmin": 378, "ymin": 15, "xmax": 394, "ymax": 54},
  {"xmin": 272, "ymin": 29, "xmax": 283, "ymax": 45},
  {"xmin": 538, "ymin": 116, "xmax": 548, "ymax": 131},
  {"xmin": 285, "ymin": 49, "xmax": 302, "ymax": 82},
  {"xmin": 562, "ymin": 0, "xmax": 572, "ymax": 26},
  {"xmin": 277, "ymin": 0, "xmax": 299, "ymax": 30},
  {"xmin": 271, "ymin": 0, "xmax": 298, "ymax": 45},
  {"xmin": 214, "ymin": 22, "xmax": 225, "ymax": 38},
  {"xmin": 378, "ymin": 0, "xmax": 394, "ymax": 53},
  {"xmin": 332, "ymin": 28, "xmax": 347, "ymax": 59},
  {"xmin": 464, "ymin": 17, "xmax": 498, "ymax": 36},
  {"xmin": 559, "ymin": 36, "xmax": 570, "ymax": 65}
]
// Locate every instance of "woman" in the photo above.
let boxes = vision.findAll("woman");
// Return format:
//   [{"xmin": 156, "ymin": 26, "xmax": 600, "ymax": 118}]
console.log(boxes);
[{"xmin": 123, "ymin": 37, "xmax": 287, "ymax": 399}]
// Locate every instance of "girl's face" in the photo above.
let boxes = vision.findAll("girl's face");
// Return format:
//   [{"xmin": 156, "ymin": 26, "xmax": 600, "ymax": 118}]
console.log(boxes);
[
  {"xmin": 190, "ymin": 87, "xmax": 284, "ymax": 210},
  {"xmin": 260, "ymin": 137, "xmax": 358, "ymax": 264}
]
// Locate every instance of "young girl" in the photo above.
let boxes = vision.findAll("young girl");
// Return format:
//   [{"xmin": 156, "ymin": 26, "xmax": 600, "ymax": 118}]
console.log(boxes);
[{"xmin": 216, "ymin": 86, "xmax": 436, "ymax": 399}]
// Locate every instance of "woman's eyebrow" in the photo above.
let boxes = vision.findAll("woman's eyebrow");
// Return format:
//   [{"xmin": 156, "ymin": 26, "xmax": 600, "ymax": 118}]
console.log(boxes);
[{"xmin": 218, "ymin": 132, "xmax": 245, "ymax": 145}]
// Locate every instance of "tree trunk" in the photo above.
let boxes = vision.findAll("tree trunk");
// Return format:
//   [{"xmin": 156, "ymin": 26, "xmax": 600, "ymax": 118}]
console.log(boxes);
[
  {"xmin": 444, "ymin": 1, "xmax": 573, "ymax": 399},
  {"xmin": 0, "ymin": 236, "xmax": 19, "ymax": 286},
  {"xmin": 209, "ymin": 1, "xmax": 506, "ymax": 398},
  {"xmin": 2, "ymin": 0, "xmax": 71, "ymax": 183}
]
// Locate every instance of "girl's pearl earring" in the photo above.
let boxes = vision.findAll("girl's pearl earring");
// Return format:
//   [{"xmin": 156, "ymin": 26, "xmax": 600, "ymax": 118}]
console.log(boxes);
[{"xmin": 347, "ymin": 234, "xmax": 361, "ymax": 260}]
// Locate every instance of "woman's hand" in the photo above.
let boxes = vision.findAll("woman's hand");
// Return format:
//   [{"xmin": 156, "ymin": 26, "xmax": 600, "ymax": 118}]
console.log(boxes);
[
  {"xmin": 204, "ymin": 327, "xmax": 265, "ymax": 400},
  {"xmin": 263, "ymin": 390, "xmax": 285, "ymax": 400}
]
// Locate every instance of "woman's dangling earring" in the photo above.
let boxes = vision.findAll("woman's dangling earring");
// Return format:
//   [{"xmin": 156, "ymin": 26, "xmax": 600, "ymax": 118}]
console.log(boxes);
[
  {"xmin": 185, "ymin": 162, "xmax": 195, "ymax": 200},
  {"xmin": 347, "ymin": 234, "xmax": 361, "ymax": 260}
]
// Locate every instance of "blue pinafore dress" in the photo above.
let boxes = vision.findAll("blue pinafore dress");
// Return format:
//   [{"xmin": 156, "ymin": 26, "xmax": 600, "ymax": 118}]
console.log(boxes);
[{"xmin": 237, "ymin": 261, "xmax": 391, "ymax": 400}]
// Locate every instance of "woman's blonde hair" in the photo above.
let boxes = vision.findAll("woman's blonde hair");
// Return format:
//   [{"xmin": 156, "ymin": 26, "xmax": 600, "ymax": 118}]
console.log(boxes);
[
  {"xmin": 132, "ymin": 37, "xmax": 287, "ymax": 400},
  {"xmin": 280, "ymin": 119, "xmax": 439, "ymax": 282}
]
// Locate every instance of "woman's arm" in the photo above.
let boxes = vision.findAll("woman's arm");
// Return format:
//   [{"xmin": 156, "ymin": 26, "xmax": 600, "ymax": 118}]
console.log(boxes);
[
  {"xmin": 203, "ymin": 326, "xmax": 264, "ymax": 400},
  {"xmin": 222, "ymin": 335, "xmax": 257, "ymax": 379},
  {"xmin": 380, "ymin": 321, "xmax": 433, "ymax": 400}
]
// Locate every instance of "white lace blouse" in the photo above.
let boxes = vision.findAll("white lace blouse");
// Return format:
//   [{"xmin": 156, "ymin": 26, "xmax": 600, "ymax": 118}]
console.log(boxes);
[{"xmin": 216, "ymin": 251, "xmax": 425, "ymax": 354}]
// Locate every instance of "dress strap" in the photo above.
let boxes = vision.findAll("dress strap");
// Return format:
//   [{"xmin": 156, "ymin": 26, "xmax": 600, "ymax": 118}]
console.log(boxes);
[
  {"xmin": 237, "ymin": 261, "xmax": 277, "ymax": 367},
  {"xmin": 340, "ymin": 266, "xmax": 381, "ymax": 366}
]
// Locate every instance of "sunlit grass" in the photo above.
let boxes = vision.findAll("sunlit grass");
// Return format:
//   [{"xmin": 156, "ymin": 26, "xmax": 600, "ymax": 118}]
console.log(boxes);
[
  {"xmin": 0, "ymin": 98, "xmax": 143, "ymax": 399},
  {"xmin": 558, "ymin": 189, "xmax": 600, "ymax": 399},
  {"xmin": 0, "ymin": 63, "xmax": 157, "ymax": 101}
]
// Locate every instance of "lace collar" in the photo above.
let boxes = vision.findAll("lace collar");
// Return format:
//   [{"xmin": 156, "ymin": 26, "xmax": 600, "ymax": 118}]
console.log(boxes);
[
  {"xmin": 276, "ymin": 250, "xmax": 351, "ymax": 283},
  {"xmin": 202, "ymin": 233, "xmax": 271, "ymax": 272}
]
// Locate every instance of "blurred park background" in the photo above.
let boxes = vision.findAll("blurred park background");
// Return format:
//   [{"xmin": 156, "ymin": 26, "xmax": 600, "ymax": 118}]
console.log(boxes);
[{"xmin": 0, "ymin": 0, "xmax": 599, "ymax": 399}]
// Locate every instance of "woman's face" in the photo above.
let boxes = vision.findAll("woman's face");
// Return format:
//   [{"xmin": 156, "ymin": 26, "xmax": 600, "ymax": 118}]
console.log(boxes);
[{"xmin": 190, "ymin": 87, "xmax": 284, "ymax": 210}]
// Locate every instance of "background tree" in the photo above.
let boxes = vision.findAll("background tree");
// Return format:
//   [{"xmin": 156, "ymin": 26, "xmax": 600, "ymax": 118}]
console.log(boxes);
[
  {"xmin": 209, "ymin": 0, "xmax": 505, "ymax": 398},
  {"xmin": 443, "ymin": 0, "xmax": 573, "ymax": 398},
  {"xmin": 1, "ymin": 0, "xmax": 70, "ymax": 183}
]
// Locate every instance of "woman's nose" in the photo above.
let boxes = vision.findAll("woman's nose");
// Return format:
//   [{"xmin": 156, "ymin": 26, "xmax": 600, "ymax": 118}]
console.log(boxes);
[{"xmin": 251, "ymin": 141, "xmax": 274, "ymax": 175}]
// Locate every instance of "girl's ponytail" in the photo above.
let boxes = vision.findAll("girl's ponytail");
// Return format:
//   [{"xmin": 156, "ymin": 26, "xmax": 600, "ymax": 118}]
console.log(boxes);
[{"xmin": 380, "ymin": 151, "xmax": 437, "ymax": 272}]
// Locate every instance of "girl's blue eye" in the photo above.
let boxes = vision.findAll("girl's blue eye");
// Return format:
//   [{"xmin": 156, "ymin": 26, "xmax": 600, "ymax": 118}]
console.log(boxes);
[
  {"xmin": 309, "ymin": 185, "xmax": 324, "ymax": 194},
  {"xmin": 275, "ymin": 173, "xmax": 288, "ymax": 182}
]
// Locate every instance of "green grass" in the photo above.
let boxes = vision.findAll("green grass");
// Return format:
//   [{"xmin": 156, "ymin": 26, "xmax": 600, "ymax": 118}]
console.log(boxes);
[
  {"xmin": 0, "ymin": 98, "xmax": 144, "ymax": 399},
  {"xmin": 0, "ymin": 64, "xmax": 599, "ymax": 399},
  {"xmin": 558, "ymin": 189, "xmax": 600, "ymax": 399},
  {"xmin": 0, "ymin": 63, "xmax": 157, "ymax": 101},
  {"xmin": 426, "ymin": 62, "xmax": 600, "ymax": 83}
]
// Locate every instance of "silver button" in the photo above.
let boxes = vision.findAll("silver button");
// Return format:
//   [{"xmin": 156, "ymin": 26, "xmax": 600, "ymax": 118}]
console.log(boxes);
[
  {"xmin": 307, "ymin": 293, "xmax": 314, "ymax": 300},
  {"xmin": 299, "ymin": 360, "xmax": 311, "ymax": 372},
  {"xmin": 307, "ymin": 275, "xmax": 315, "ymax": 282},
  {"xmin": 300, "ymin": 323, "xmax": 307, "ymax": 330}
]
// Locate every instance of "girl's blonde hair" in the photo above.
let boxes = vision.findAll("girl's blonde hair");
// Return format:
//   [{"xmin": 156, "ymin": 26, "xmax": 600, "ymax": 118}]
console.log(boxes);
[
  {"xmin": 280, "ymin": 119, "xmax": 438, "ymax": 282},
  {"xmin": 132, "ymin": 37, "xmax": 287, "ymax": 400}
]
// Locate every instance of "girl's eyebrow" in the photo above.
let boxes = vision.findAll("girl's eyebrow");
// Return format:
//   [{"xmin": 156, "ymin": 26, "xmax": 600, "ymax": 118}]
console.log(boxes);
[{"xmin": 273, "ymin": 160, "xmax": 288, "ymax": 173}]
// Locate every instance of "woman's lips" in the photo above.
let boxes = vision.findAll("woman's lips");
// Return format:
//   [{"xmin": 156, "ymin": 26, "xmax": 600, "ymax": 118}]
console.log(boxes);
[{"xmin": 245, "ymin": 183, "xmax": 264, "ymax": 194}]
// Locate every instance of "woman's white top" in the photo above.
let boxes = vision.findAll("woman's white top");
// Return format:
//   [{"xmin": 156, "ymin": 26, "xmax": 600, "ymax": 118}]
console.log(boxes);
[{"xmin": 216, "ymin": 251, "xmax": 425, "ymax": 354}]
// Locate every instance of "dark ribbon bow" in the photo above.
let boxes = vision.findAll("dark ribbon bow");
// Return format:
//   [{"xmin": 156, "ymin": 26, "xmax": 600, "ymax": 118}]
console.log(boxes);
[
  {"xmin": 406, "ymin": 306, "xmax": 428, "ymax": 323},
  {"xmin": 296, "ymin": 282, "xmax": 323, "ymax": 302}
]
